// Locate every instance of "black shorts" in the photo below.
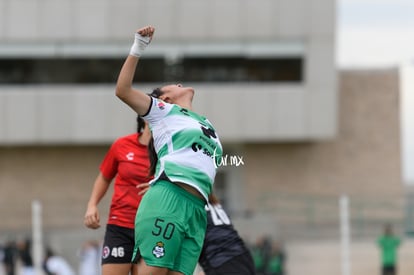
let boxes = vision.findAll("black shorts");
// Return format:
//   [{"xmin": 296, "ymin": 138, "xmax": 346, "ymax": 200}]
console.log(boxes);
[
  {"xmin": 101, "ymin": 224, "xmax": 141, "ymax": 264},
  {"xmin": 203, "ymin": 252, "xmax": 256, "ymax": 275}
]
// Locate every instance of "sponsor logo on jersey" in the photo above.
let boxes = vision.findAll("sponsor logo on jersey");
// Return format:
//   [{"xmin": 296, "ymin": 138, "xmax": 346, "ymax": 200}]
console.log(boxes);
[
  {"xmin": 157, "ymin": 101, "xmax": 165, "ymax": 110},
  {"xmin": 102, "ymin": 246, "xmax": 110, "ymax": 259},
  {"xmin": 152, "ymin": 241, "xmax": 165, "ymax": 258},
  {"xmin": 126, "ymin": 152, "xmax": 134, "ymax": 160}
]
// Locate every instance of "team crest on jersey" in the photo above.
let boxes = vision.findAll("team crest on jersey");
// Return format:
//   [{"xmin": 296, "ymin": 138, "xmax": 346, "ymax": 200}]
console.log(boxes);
[
  {"xmin": 152, "ymin": 241, "xmax": 165, "ymax": 258},
  {"xmin": 102, "ymin": 246, "xmax": 110, "ymax": 259},
  {"xmin": 157, "ymin": 101, "xmax": 165, "ymax": 110}
]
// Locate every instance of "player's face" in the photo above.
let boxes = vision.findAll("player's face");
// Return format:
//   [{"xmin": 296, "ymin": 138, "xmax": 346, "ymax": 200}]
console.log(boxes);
[{"xmin": 160, "ymin": 84, "xmax": 194, "ymax": 103}]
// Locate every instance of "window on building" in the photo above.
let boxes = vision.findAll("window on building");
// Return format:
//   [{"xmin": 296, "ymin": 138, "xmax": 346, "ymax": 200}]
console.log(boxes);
[
  {"xmin": 179, "ymin": 56, "xmax": 303, "ymax": 82},
  {"xmin": 0, "ymin": 56, "xmax": 303, "ymax": 84}
]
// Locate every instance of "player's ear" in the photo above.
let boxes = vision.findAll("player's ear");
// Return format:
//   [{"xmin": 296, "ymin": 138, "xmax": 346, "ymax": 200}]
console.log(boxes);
[{"xmin": 160, "ymin": 95, "xmax": 171, "ymax": 103}]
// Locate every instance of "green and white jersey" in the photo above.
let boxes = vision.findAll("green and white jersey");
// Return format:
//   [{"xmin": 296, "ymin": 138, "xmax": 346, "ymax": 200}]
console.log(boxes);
[{"xmin": 143, "ymin": 97, "xmax": 223, "ymax": 201}]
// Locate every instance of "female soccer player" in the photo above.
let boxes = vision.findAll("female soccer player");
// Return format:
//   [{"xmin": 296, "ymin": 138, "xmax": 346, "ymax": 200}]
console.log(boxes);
[
  {"xmin": 198, "ymin": 194, "xmax": 256, "ymax": 275},
  {"xmin": 84, "ymin": 116, "xmax": 151, "ymax": 275},
  {"xmin": 115, "ymin": 25, "xmax": 223, "ymax": 275}
]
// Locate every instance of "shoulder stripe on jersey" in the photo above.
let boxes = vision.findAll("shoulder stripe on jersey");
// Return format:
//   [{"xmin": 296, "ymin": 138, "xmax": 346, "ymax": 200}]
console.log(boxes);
[{"xmin": 142, "ymin": 95, "xmax": 153, "ymax": 117}]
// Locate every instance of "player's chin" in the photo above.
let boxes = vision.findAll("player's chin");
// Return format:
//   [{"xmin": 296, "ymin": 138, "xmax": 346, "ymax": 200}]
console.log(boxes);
[{"xmin": 187, "ymin": 87, "xmax": 195, "ymax": 95}]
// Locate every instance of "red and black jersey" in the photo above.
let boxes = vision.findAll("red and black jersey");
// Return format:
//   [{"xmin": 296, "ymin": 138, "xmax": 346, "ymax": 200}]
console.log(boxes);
[{"xmin": 100, "ymin": 133, "xmax": 151, "ymax": 229}]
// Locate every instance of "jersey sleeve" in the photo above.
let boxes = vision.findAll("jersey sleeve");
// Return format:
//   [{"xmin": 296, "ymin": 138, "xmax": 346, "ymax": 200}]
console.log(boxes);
[
  {"xmin": 142, "ymin": 97, "xmax": 174, "ymax": 125},
  {"xmin": 99, "ymin": 141, "xmax": 119, "ymax": 180}
]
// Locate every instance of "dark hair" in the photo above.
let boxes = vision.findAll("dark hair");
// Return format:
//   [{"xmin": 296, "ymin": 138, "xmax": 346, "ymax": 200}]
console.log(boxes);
[
  {"xmin": 147, "ymin": 87, "xmax": 163, "ymax": 177},
  {"xmin": 148, "ymin": 137, "xmax": 158, "ymax": 177},
  {"xmin": 148, "ymin": 87, "xmax": 163, "ymax": 98},
  {"xmin": 136, "ymin": 116, "xmax": 145, "ymax": 133}
]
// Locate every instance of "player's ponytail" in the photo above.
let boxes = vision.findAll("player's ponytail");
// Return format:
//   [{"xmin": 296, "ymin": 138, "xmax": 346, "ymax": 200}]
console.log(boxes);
[
  {"xmin": 147, "ymin": 136, "xmax": 158, "ymax": 177},
  {"xmin": 136, "ymin": 116, "xmax": 145, "ymax": 133}
]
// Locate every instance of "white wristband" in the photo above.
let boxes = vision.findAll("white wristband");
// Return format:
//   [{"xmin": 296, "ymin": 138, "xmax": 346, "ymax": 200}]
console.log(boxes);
[{"xmin": 129, "ymin": 33, "xmax": 151, "ymax": 57}]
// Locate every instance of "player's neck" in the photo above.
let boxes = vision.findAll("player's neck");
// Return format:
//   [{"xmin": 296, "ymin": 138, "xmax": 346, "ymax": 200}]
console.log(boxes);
[{"xmin": 175, "ymin": 98, "xmax": 193, "ymax": 111}]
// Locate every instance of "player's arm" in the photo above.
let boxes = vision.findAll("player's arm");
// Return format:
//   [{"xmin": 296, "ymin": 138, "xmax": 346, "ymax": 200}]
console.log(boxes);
[
  {"xmin": 115, "ymin": 26, "xmax": 155, "ymax": 116},
  {"xmin": 84, "ymin": 172, "xmax": 111, "ymax": 229}
]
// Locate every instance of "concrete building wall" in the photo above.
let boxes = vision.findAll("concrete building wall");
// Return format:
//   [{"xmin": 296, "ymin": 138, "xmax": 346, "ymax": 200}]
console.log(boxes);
[
  {"xmin": 244, "ymin": 69, "xmax": 401, "ymax": 202},
  {"xmin": 0, "ymin": 0, "xmax": 332, "ymax": 41},
  {"xmin": 0, "ymin": 0, "xmax": 338, "ymax": 142},
  {"xmin": 233, "ymin": 69, "xmax": 403, "ymax": 245},
  {"xmin": 0, "ymin": 83, "xmax": 331, "ymax": 144}
]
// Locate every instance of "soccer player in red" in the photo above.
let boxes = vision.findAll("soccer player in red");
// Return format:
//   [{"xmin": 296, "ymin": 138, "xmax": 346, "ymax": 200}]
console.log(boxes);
[{"xmin": 84, "ymin": 116, "xmax": 152, "ymax": 275}]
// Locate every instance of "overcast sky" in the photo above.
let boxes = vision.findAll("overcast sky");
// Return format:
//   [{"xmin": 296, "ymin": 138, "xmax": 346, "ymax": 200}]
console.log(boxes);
[
  {"xmin": 337, "ymin": 0, "xmax": 414, "ymax": 184},
  {"xmin": 337, "ymin": 0, "xmax": 414, "ymax": 68}
]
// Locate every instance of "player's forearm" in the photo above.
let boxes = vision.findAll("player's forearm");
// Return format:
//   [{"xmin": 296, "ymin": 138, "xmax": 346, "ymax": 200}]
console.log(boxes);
[
  {"xmin": 115, "ymin": 55, "xmax": 139, "ymax": 100},
  {"xmin": 87, "ymin": 175, "xmax": 110, "ymax": 207},
  {"xmin": 115, "ymin": 26, "xmax": 154, "ymax": 115}
]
